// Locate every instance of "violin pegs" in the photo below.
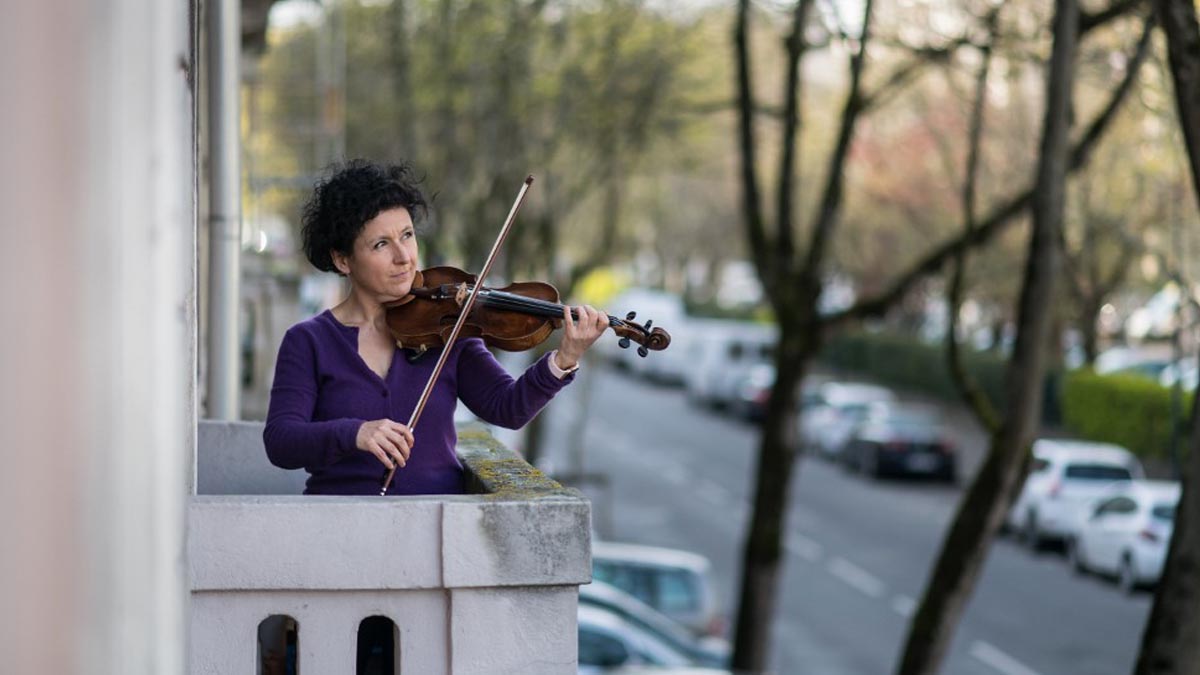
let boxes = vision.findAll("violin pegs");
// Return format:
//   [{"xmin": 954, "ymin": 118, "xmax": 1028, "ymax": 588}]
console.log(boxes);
[
  {"xmin": 644, "ymin": 319, "xmax": 653, "ymax": 331},
  {"xmin": 625, "ymin": 311, "xmax": 637, "ymax": 322},
  {"xmin": 618, "ymin": 336, "xmax": 631, "ymax": 349},
  {"xmin": 637, "ymin": 345, "xmax": 649, "ymax": 358}
]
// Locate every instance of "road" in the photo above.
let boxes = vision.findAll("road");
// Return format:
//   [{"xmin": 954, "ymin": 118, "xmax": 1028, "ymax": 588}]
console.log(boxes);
[{"xmin": 520, "ymin": 363, "xmax": 1152, "ymax": 675}]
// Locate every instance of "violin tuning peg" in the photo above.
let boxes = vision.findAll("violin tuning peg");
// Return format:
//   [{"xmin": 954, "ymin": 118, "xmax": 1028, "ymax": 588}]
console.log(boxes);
[
  {"xmin": 625, "ymin": 311, "xmax": 637, "ymax": 321},
  {"xmin": 618, "ymin": 337, "xmax": 631, "ymax": 349},
  {"xmin": 644, "ymin": 319, "xmax": 653, "ymax": 331},
  {"xmin": 637, "ymin": 346, "xmax": 649, "ymax": 358}
]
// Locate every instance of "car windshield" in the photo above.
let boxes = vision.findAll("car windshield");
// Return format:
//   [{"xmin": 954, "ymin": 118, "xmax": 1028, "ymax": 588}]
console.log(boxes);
[
  {"xmin": 1152, "ymin": 503, "xmax": 1177, "ymax": 521},
  {"xmin": 841, "ymin": 403, "xmax": 875, "ymax": 419},
  {"xmin": 1063, "ymin": 464, "xmax": 1132, "ymax": 481}
]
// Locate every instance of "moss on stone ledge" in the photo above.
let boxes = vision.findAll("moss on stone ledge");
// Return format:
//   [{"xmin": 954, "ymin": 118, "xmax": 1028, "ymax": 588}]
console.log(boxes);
[{"xmin": 455, "ymin": 424, "xmax": 584, "ymax": 501}]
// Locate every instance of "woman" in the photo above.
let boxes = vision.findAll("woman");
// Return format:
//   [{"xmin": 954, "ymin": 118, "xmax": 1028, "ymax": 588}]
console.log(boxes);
[{"xmin": 264, "ymin": 160, "xmax": 608, "ymax": 495}]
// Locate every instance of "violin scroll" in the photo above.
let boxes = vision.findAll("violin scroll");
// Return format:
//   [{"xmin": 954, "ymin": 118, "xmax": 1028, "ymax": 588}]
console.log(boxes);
[{"xmin": 611, "ymin": 310, "xmax": 671, "ymax": 357}]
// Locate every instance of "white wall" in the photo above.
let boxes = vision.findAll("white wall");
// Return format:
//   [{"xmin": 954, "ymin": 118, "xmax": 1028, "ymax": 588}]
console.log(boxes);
[{"xmin": 0, "ymin": 1, "xmax": 193, "ymax": 674}]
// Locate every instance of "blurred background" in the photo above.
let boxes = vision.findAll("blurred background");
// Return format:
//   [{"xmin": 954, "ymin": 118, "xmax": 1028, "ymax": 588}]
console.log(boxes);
[{"xmin": 217, "ymin": 0, "xmax": 1198, "ymax": 673}]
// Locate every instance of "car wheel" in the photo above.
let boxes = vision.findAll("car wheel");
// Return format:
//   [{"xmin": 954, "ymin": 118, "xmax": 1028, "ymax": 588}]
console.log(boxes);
[
  {"xmin": 1022, "ymin": 512, "xmax": 1043, "ymax": 552},
  {"xmin": 868, "ymin": 450, "xmax": 885, "ymax": 479},
  {"xmin": 939, "ymin": 465, "xmax": 957, "ymax": 486},
  {"xmin": 1118, "ymin": 554, "xmax": 1139, "ymax": 594},
  {"xmin": 1067, "ymin": 538, "xmax": 1087, "ymax": 575}
]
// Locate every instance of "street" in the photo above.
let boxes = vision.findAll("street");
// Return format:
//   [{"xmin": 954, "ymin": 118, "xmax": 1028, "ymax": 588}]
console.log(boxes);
[{"xmin": 528, "ymin": 363, "xmax": 1152, "ymax": 675}]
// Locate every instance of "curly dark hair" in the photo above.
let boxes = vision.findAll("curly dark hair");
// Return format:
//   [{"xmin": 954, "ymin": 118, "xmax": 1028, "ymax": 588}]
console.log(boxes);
[{"xmin": 301, "ymin": 159, "xmax": 429, "ymax": 274}]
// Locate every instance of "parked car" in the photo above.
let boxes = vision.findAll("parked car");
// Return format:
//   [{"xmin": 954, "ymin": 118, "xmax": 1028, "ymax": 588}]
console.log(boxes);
[
  {"xmin": 578, "ymin": 604, "xmax": 693, "ymax": 673},
  {"xmin": 580, "ymin": 581, "xmax": 729, "ymax": 668},
  {"xmin": 1071, "ymin": 480, "xmax": 1181, "ymax": 593},
  {"xmin": 602, "ymin": 288, "xmax": 689, "ymax": 380},
  {"xmin": 799, "ymin": 382, "xmax": 896, "ymax": 460},
  {"xmin": 1006, "ymin": 439, "xmax": 1145, "ymax": 549},
  {"xmin": 1158, "ymin": 356, "xmax": 1198, "ymax": 391},
  {"xmin": 592, "ymin": 541, "xmax": 724, "ymax": 638},
  {"xmin": 840, "ymin": 404, "xmax": 957, "ymax": 482},
  {"xmin": 590, "ymin": 662, "xmax": 729, "ymax": 667},
  {"xmin": 725, "ymin": 364, "xmax": 830, "ymax": 422},
  {"xmin": 683, "ymin": 321, "xmax": 776, "ymax": 410}
]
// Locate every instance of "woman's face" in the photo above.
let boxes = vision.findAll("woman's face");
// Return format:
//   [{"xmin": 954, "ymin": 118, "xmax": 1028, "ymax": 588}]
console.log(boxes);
[{"xmin": 333, "ymin": 207, "xmax": 419, "ymax": 302}]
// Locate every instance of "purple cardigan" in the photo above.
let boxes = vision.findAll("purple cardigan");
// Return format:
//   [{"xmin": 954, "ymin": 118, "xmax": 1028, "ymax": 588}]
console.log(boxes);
[{"xmin": 263, "ymin": 310, "xmax": 573, "ymax": 495}]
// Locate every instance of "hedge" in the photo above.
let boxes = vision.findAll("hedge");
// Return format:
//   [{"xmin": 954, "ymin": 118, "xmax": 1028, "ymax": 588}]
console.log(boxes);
[
  {"xmin": 1060, "ymin": 369, "xmax": 1191, "ymax": 462},
  {"xmin": 818, "ymin": 331, "xmax": 1014, "ymax": 417},
  {"xmin": 819, "ymin": 331, "xmax": 1190, "ymax": 462}
]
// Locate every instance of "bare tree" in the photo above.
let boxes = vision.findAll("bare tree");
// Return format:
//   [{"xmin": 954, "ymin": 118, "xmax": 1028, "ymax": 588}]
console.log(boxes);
[
  {"xmin": 730, "ymin": 0, "xmax": 870, "ymax": 668},
  {"xmin": 1062, "ymin": 177, "xmax": 1143, "ymax": 365},
  {"xmin": 730, "ymin": 0, "xmax": 1152, "ymax": 670},
  {"xmin": 895, "ymin": 0, "xmax": 1091, "ymax": 671},
  {"xmin": 1133, "ymin": 0, "xmax": 1200, "ymax": 671},
  {"xmin": 945, "ymin": 7, "xmax": 1004, "ymax": 435}
]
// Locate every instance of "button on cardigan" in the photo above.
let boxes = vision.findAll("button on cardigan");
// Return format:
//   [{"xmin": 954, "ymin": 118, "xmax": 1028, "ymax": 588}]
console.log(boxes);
[{"xmin": 264, "ymin": 310, "xmax": 574, "ymax": 495}]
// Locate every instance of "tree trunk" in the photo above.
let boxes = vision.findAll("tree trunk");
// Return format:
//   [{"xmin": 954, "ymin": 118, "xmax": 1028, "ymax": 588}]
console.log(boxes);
[
  {"xmin": 731, "ymin": 321, "xmax": 813, "ymax": 673},
  {"xmin": 895, "ymin": 2, "xmax": 1078, "ymax": 673},
  {"xmin": 1135, "ymin": 381, "xmax": 1200, "ymax": 674},
  {"xmin": 1133, "ymin": 1, "xmax": 1200, "ymax": 671},
  {"xmin": 1079, "ymin": 295, "xmax": 1102, "ymax": 366},
  {"xmin": 387, "ymin": 0, "xmax": 418, "ymax": 160},
  {"xmin": 519, "ymin": 342, "xmax": 554, "ymax": 467}
]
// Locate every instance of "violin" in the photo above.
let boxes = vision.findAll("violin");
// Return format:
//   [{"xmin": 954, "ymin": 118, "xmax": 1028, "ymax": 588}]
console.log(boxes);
[
  {"xmin": 379, "ymin": 175, "xmax": 673, "ymax": 495},
  {"xmin": 385, "ymin": 265, "xmax": 672, "ymax": 359}
]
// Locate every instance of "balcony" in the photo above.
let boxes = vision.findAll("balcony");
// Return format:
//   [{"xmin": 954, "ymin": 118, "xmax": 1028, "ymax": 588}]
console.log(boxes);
[{"xmin": 191, "ymin": 420, "xmax": 591, "ymax": 674}]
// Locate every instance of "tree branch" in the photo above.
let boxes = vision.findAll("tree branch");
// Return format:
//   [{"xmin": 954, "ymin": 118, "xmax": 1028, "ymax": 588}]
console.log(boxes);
[
  {"xmin": 1080, "ymin": 0, "xmax": 1147, "ymax": 33},
  {"xmin": 735, "ymin": 0, "xmax": 775, "ymax": 293},
  {"xmin": 861, "ymin": 37, "xmax": 972, "ymax": 113},
  {"xmin": 776, "ymin": 0, "xmax": 816, "ymax": 267},
  {"xmin": 802, "ymin": 0, "xmax": 875, "ymax": 277},
  {"xmin": 825, "ymin": 13, "xmax": 1155, "ymax": 329},
  {"xmin": 946, "ymin": 7, "xmax": 1003, "ymax": 435}
]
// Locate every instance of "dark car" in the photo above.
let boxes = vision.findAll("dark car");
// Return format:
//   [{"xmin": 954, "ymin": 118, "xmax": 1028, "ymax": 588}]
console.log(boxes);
[{"xmin": 841, "ymin": 405, "xmax": 957, "ymax": 483}]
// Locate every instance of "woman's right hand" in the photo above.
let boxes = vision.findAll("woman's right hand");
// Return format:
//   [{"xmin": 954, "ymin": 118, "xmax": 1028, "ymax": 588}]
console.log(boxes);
[{"xmin": 355, "ymin": 419, "xmax": 414, "ymax": 469}]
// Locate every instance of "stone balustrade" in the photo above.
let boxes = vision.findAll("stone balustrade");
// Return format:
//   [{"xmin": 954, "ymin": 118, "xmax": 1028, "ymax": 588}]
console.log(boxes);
[{"xmin": 191, "ymin": 421, "xmax": 591, "ymax": 674}]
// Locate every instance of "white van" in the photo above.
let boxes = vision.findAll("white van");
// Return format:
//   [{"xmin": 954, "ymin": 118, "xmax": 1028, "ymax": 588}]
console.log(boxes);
[
  {"xmin": 602, "ymin": 288, "xmax": 689, "ymax": 380},
  {"xmin": 684, "ymin": 321, "xmax": 777, "ymax": 409}
]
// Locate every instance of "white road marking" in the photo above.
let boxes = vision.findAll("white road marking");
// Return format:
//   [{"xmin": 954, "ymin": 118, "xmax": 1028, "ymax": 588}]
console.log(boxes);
[
  {"xmin": 826, "ymin": 557, "xmax": 886, "ymax": 598},
  {"xmin": 786, "ymin": 533, "xmax": 825, "ymax": 562},
  {"xmin": 891, "ymin": 594, "xmax": 917, "ymax": 618},
  {"xmin": 970, "ymin": 640, "xmax": 1043, "ymax": 675}
]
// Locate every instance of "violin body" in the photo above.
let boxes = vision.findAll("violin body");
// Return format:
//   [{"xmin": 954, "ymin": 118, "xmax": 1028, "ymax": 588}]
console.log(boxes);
[
  {"xmin": 384, "ymin": 265, "xmax": 671, "ymax": 357},
  {"xmin": 386, "ymin": 266, "xmax": 562, "ymax": 353}
]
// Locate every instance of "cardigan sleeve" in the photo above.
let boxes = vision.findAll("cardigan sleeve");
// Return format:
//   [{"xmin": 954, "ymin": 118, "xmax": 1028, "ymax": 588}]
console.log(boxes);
[
  {"xmin": 263, "ymin": 327, "xmax": 364, "ymax": 470},
  {"xmin": 455, "ymin": 339, "xmax": 574, "ymax": 430}
]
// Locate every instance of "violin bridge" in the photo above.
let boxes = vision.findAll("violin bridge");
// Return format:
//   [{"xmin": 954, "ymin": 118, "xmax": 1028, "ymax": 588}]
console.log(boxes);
[{"xmin": 454, "ymin": 283, "xmax": 469, "ymax": 306}]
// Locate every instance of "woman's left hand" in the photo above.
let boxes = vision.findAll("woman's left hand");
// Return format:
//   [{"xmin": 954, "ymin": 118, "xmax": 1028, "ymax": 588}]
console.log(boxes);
[{"xmin": 556, "ymin": 304, "xmax": 609, "ymax": 370}]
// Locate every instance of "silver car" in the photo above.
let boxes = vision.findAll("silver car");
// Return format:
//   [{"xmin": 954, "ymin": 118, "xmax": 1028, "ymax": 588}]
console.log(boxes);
[{"xmin": 592, "ymin": 541, "xmax": 724, "ymax": 639}]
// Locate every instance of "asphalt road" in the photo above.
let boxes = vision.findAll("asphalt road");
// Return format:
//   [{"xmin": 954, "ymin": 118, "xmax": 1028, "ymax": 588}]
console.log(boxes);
[{"xmin": 522, "ymin": 362, "xmax": 1153, "ymax": 675}]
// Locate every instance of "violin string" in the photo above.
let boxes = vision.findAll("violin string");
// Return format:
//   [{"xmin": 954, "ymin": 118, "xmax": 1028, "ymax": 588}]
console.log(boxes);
[
  {"xmin": 479, "ymin": 290, "xmax": 562, "ymax": 319},
  {"xmin": 480, "ymin": 289, "xmax": 628, "ymax": 329}
]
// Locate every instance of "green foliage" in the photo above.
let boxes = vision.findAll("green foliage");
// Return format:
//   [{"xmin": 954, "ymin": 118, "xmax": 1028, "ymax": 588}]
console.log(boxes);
[
  {"xmin": 684, "ymin": 299, "xmax": 773, "ymax": 323},
  {"xmin": 1060, "ymin": 370, "xmax": 1191, "ymax": 461},
  {"xmin": 248, "ymin": 0, "xmax": 719, "ymax": 286},
  {"xmin": 819, "ymin": 331, "xmax": 1012, "ymax": 413},
  {"xmin": 817, "ymin": 333, "xmax": 1194, "ymax": 461}
]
